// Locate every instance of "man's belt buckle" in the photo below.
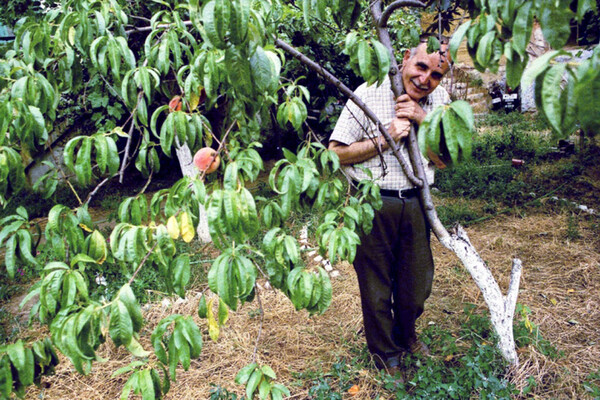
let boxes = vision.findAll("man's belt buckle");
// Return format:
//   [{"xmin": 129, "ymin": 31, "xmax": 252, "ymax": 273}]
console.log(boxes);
[{"xmin": 398, "ymin": 188, "xmax": 419, "ymax": 198}]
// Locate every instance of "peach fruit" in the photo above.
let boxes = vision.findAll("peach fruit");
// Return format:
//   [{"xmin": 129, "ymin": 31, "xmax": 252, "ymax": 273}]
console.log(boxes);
[{"xmin": 193, "ymin": 147, "xmax": 220, "ymax": 174}]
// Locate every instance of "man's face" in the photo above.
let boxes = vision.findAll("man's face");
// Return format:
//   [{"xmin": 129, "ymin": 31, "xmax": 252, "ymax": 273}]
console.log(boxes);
[{"xmin": 401, "ymin": 43, "xmax": 450, "ymax": 101}]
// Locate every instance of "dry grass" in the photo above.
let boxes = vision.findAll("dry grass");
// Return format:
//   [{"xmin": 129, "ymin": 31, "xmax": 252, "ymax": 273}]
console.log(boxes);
[{"xmin": 22, "ymin": 209, "xmax": 600, "ymax": 399}]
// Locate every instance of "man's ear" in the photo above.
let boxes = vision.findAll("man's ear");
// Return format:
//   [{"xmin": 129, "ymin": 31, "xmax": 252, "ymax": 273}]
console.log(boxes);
[{"xmin": 402, "ymin": 50, "xmax": 411, "ymax": 65}]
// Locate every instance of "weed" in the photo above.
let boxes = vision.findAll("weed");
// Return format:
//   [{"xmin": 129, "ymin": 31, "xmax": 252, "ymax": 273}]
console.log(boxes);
[
  {"xmin": 583, "ymin": 369, "xmax": 600, "ymax": 398},
  {"xmin": 436, "ymin": 201, "xmax": 482, "ymax": 226},
  {"xmin": 0, "ymin": 308, "xmax": 22, "ymax": 343},
  {"xmin": 435, "ymin": 161, "xmax": 527, "ymax": 203},
  {"xmin": 300, "ymin": 358, "xmax": 365, "ymax": 399},
  {"xmin": 566, "ymin": 213, "xmax": 581, "ymax": 240},
  {"xmin": 513, "ymin": 304, "xmax": 563, "ymax": 360},
  {"xmin": 209, "ymin": 384, "xmax": 242, "ymax": 400}
]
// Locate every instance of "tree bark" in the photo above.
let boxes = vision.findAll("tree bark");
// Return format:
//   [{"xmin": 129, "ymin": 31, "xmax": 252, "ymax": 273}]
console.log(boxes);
[{"xmin": 174, "ymin": 138, "xmax": 212, "ymax": 243}]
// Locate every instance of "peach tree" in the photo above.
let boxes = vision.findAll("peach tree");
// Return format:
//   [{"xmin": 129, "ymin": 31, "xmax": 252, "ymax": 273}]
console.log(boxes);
[{"xmin": 0, "ymin": 0, "xmax": 598, "ymax": 398}]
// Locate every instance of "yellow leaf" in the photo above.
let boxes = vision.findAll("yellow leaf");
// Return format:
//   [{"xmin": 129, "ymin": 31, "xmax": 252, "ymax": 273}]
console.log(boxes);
[
  {"xmin": 166, "ymin": 215, "xmax": 180, "ymax": 240},
  {"xmin": 445, "ymin": 354, "xmax": 454, "ymax": 361},
  {"xmin": 567, "ymin": 289, "xmax": 575, "ymax": 293},
  {"xmin": 188, "ymin": 92, "xmax": 200, "ymax": 111},
  {"xmin": 207, "ymin": 298, "xmax": 220, "ymax": 342},
  {"xmin": 112, "ymin": 126, "xmax": 129, "ymax": 138},
  {"xmin": 550, "ymin": 298, "xmax": 558, "ymax": 306},
  {"xmin": 68, "ymin": 27, "xmax": 76, "ymax": 46},
  {"xmin": 179, "ymin": 212, "xmax": 195, "ymax": 243},
  {"xmin": 79, "ymin": 223, "xmax": 93, "ymax": 233}
]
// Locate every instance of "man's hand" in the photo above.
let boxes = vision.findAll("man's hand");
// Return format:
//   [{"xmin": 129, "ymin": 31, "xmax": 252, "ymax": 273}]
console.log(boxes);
[
  {"xmin": 388, "ymin": 118, "xmax": 411, "ymax": 144},
  {"xmin": 394, "ymin": 94, "xmax": 427, "ymax": 125}
]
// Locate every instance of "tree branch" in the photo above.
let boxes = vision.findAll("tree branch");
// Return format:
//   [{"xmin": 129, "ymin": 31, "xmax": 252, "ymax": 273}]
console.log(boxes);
[
  {"xmin": 380, "ymin": 0, "xmax": 427, "ymax": 27},
  {"xmin": 369, "ymin": 1, "xmax": 449, "ymax": 241},
  {"xmin": 274, "ymin": 38, "xmax": 422, "ymax": 188}
]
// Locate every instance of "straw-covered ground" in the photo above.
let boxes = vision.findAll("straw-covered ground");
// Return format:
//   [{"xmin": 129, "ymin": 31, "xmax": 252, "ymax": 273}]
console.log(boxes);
[{"xmin": 22, "ymin": 203, "xmax": 600, "ymax": 399}]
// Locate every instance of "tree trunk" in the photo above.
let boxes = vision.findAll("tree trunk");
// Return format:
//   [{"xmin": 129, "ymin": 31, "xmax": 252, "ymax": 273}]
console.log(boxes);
[{"xmin": 174, "ymin": 139, "xmax": 212, "ymax": 243}]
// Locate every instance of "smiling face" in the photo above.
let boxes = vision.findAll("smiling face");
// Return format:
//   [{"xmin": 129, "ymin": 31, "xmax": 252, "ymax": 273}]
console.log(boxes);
[{"xmin": 401, "ymin": 43, "xmax": 450, "ymax": 101}]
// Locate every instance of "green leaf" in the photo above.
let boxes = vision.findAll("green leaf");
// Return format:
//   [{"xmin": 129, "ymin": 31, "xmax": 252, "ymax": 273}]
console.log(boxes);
[
  {"xmin": 577, "ymin": 0, "xmax": 597, "ymax": 21},
  {"xmin": 449, "ymin": 21, "xmax": 471, "ymax": 62},
  {"xmin": 75, "ymin": 138, "xmax": 93, "ymax": 186},
  {"xmin": 521, "ymin": 50, "xmax": 560, "ymax": 89},
  {"xmin": 109, "ymin": 300, "xmax": 134, "ymax": 347},
  {"xmin": 203, "ymin": 1, "xmax": 226, "ymax": 49},
  {"xmin": 505, "ymin": 44, "xmax": 528, "ymax": 90},
  {"xmin": 512, "ymin": 2, "xmax": 533, "ymax": 58},
  {"xmin": 575, "ymin": 61, "xmax": 600, "ymax": 134},
  {"xmin": 441, "ymin": 110, "xmax": 463, "ymax": 164},
  {"xmin": 476, "ymin": 31, "xmax": 495, "ymax": 68},
  {"xmin": 126, "ymin": 337, "xmax": 151, "ymax": 358},
  {"xmin": 357, "ymin": 41, "xmax": 372, "ymax": 83},
  {"xmin": 235, "ymin": 363, "xmax": 257, "ymax": 385},
  {"xmin": 197, "ymin": 294, "xmax": 208, "ymax": 319},
  {"xmin": 250, "ymin": 46, "xmax": 273, "ymax": 93},
  {"xmin": 539, "ymin": 3, "xmax": 573, "ymax": 49},
  {"xmin": 541, "ymin": 63, "xmax": 567, "ymax": 133},
  {"xmin": 372, "ymin": 40, "xmax": 390, "ymax": 85},
  {"xmin": 560, "ymin": 74, "xmax": 577, "ymax": 135},
  {"xmin": 4, "ymin": 235, "xmax": 18, "ymax": 279},
  {"xmin": 139, "ymin": 368, "xmax": 155, "ymax": 400},
  {"xmin": 246, "ymin": 369, "xmax": 263, "ymax": 399},
  {"xmin": 118, "ymin": 284, "xmax": 144, "ymax": 333}
]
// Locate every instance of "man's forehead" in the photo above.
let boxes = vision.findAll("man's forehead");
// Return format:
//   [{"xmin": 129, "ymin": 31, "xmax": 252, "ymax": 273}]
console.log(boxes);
[{"xmin": 413, "ymin": 43, "xmax": 450, "ymax": 70}]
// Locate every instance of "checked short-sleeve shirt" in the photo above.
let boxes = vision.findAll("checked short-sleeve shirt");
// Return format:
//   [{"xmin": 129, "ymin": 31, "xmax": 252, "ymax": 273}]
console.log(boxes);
[{"xmin": 330, "ymin": 76, "xmax": 450, "ymax": 191}]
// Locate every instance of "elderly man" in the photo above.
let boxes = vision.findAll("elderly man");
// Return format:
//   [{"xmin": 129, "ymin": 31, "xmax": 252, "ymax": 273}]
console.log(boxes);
[{"xmin": 328, "ymin": 38, "xmax": 451, "ymax": 375}]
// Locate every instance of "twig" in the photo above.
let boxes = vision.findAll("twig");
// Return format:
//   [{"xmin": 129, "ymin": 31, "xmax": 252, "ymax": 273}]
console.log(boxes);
[
  {"xmin": 251, "ymin": 284, "xmax": 265, "ymax": 363},
  {"xmin": 126, "ymin": 20, "xmax": 194, "ymax": 34},
  {"xmin": 119, "ymin": 92, "xmax": 143, "ymax": 183},
  {"xmin": 46, "ymin": 141, "xmax": 83, "ymax": 205},
  {"xmin": 139, "ymin": 169, "xmax": 154, "ymax": 195},
  {"xmin": 84, "ymin": 174, "xmax": 117, "ymax": 205},
  {"xmin": 128, "ymin": 241, "xmax": 159, "ymax": 286}
]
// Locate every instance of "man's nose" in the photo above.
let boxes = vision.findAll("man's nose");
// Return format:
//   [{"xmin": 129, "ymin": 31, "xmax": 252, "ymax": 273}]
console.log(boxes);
[{"xmin": 418, "ymin": 73, "xmax": 430, "ymax": 85}]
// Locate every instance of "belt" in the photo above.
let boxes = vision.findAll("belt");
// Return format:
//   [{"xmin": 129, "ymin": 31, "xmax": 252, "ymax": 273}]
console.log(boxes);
[{"xmin": 380, "ymin": 187, "xmax": 420, "ymax": 198}]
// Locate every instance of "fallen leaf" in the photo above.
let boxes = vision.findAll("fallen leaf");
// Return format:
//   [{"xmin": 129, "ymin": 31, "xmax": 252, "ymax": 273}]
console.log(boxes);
[
  {"xmin": 348, "ymin": 385, "xmax": 360, "ymax": 396},
  {"xmin": 445, "ymin": 355, "xmax": 454, "ymax": 361},
  {"xmin": 550, "ymin": 298, "xmax": 558, "ymax": 305},
  {"xmin": 567, "ymin": 289, "xmax": 575, "ymax": 293}
]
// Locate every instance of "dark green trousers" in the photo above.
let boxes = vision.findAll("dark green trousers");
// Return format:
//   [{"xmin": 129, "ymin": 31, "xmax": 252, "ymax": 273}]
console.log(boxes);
[{"xmin": 353, "ymin": 194, "xmax": 434, "ymax": 369}]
